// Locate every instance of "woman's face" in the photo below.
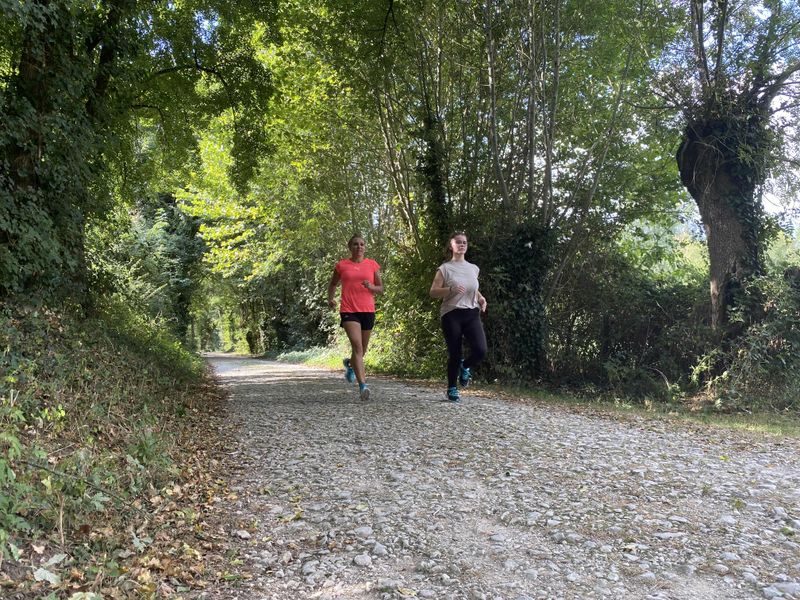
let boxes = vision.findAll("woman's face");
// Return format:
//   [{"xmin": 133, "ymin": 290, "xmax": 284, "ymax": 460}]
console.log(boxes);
[
  {"xmin": 349, "ymin": 237, "xmax": 366, "ymax": 258},
  {"xmin": 450, "ymin": 234, "xmax": 468, "ymax": 255}
]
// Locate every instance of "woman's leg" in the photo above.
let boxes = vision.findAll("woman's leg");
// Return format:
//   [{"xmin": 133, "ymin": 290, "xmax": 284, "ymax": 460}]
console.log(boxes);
[
  {"xmin": 462, "ymin": 309, "xmax": 487, "ymax": 370},
  {"xmin": 361, "ymin": 329, "xmax": 373, "ymax": 358},
  {"xmin": 342, "ymin": 321, "xmax": 366, "ymax": 384},
  {"xmin": 441, "ymin": 311, "xmax": 464, "ymax": 388},
  {"xmin": 360, "ymin": 329, "xmax": 373, "ymax": 383}
]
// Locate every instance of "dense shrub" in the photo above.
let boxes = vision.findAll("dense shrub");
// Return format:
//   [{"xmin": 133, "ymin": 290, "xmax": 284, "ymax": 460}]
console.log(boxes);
[
  {"xmin": 547, "ymin": 246, "xmax": 712, "ymax": 401},
  {"xmin": 473, "ymin": 223, "xmax": 555, "ymax": 382},
  {"xmin": 368, "ymin": 242, "xmax": 443, "ymax": 379},
  {"xmin": 222, "ymin": 263, "xmax": 332, "ymax": 355},
  {"xmin": 87, "ymin": 196, "xmax": 205, "ymax": 345},
  {"xmin": 703, "ymin": 274, "xmax": 800, "ymax": 411}
]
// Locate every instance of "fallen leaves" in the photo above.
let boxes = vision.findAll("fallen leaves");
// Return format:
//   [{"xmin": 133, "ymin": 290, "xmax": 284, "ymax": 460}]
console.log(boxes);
[{"xmin": 1, "ymin": 379, "xmax": 248, "ymax": 598}]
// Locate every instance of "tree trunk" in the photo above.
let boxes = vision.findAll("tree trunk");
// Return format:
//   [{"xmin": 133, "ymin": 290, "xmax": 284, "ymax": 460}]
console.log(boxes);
[
  {"xmin": 676, "ymin": 113, "xmax": 765, "ymax": 329},
  {"xmin": 418, "ymin": 108, "xmax": 450, "ymax": 247}
]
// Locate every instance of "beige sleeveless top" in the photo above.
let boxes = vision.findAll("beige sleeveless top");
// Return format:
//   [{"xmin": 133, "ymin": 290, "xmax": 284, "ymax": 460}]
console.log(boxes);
[{"xmin": 438, "ymin": 260, "xmax": 480, "ymax": 316}]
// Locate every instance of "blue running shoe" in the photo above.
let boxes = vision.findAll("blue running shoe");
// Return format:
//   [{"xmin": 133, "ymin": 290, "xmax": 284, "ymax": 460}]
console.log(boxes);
[
  {"xmin": 343, "ymin": 358, "xmax": 355, "ymax": 383},
  {"xmin": 445, "ymin": 387, "xmax": 461, "ymax": 403},
  {"xmin": 459, "ymin": 360, "xmax": 471, "ymax": 388},
  {"xmin": 359, "ymin": 383, "xmax": 370, "ymax": 401}
]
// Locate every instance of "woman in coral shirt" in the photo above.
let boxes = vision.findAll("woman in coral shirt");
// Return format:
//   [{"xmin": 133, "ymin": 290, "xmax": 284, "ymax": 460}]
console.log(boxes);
[{"xmin": 327, "ymin": 235, "xmax": 383, "ymax": 400}]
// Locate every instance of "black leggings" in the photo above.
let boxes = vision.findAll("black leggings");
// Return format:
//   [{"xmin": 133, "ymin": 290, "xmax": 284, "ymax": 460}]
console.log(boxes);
[{"xmin": 441, "ymin": 308, "xmax": 487, "ymax": 387}]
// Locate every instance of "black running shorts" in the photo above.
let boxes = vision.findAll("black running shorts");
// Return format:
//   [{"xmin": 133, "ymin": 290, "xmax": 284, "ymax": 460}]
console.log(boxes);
[{"xmin": 340, "ymin": 312, "xmax": 376, "ymax": 330}]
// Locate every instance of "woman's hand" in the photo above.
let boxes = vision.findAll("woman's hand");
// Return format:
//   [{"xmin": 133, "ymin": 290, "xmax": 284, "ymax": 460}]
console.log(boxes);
[
  {"xmin": 478, "ymin": 295, "xmax": 487, "ymax": 312},
  {"xmin": 365, "ymin": 271, "xmax": 384, "ymax": 295},
  {"xmin": 327, "ymin": 298, "xmax": 337, "ymax": 309}
]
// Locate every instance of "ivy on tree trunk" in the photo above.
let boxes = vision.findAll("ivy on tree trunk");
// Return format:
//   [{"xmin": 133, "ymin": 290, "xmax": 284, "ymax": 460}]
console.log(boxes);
[
  {"xmin": 674, "ymin": 0, "xmax": 800, "ymax": 332},
  {"xmin": 676, "ymin": 101, "xmax": 769, "ymax": 330}
]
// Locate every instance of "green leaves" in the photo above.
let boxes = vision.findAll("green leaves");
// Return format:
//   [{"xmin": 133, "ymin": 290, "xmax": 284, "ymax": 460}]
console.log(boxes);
[{"xmin": 1, "ymin": 0, "xmax": 275, "ymax": 301}]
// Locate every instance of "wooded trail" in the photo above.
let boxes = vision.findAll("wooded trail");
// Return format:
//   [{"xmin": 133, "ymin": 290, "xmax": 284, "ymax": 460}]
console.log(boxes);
[{"xmin": 197, "ymin": 355, "xmax": 800, "ymax": 600}]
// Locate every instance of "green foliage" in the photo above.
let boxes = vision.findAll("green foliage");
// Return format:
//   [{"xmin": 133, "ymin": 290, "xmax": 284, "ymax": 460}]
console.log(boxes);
[
  {"xmin": 706, "ymin": 275, "xmax": 800, "ymax": 411},
  {"xmin": 548, "ymin": 229, "xmax": 713, "ymax": 402},
  {"xmin": 0, "ymin": 0, "xmax": 274, "ymax": 299},
  {"xmin": 0, "ymin": 390, "xmax": 35, "ymax": 548},
  {"xmin": 0, "ymin": 0, "xmax": 101, "ymax": 297},
  {"xmin": 765, "ymin": 231, "xmax": 800, "ymax": 274},
  {"xmin": 0, "ymin": 301, "xmax": 203, "ymax": 559},
  {"xmin": 369, "ymin": 243, "xmax": 443, "ymax": 379},
  {"xmin": 87, "ymin": 194, "xmax": 204, "ymax": 342},
  {"xmin": 237, "ymin": 264, "xmax": 332, "ymax": 354},
  {"xmin": 178, "ymin": 25, "xmax": 391, "ymax": 354},
  {"xmin": 475, "ymin": 223, "xmax": 556, "ymax": 382}
]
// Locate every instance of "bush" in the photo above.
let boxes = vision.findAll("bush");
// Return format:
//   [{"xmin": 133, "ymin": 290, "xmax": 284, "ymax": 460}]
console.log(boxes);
[
  {"xmin": 547, "ymin": 246, "xmax": 712, "ymax": 402},
  {"xmin": 368, "ymin": 243, "xmax": 443, "ymax": 379},
  {"xmin": 705, "ymin": 275, "xmax": 800, "ymax": 411},
  {"xmin": 473, "ymin": 223, "xmax": 554, "ymax": 382}
]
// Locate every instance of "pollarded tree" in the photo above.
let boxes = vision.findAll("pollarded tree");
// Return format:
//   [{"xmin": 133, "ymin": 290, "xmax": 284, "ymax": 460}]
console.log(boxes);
[{"xmin": 669, "ymin": 0, "xmax": 800, "ymax": 329}]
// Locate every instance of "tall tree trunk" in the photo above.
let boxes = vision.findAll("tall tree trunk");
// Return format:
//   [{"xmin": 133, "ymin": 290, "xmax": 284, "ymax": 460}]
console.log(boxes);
[
  {"xmin": 676, "ymin": 0, "xmax": 800, "ymax": 332},
  {"xmin": 483, "ymin": 0, "xmax": 511, "ymax": 217},
  {"xmin": 418, "ymin": 108, "xmax": 450, "ymax": 247},
  {"xmin": 676, "ymin": 110, "xmax": 766, "ymax": 329}
]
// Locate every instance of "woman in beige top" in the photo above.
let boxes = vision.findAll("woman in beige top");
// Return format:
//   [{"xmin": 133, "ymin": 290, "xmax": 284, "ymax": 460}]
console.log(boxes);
[{"xmin": 429, "ymin": 232, "xmax": 487, "ymax": 402}]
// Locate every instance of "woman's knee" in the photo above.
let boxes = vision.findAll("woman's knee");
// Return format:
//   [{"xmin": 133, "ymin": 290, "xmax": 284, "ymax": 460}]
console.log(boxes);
[{"xmin": 471, "ymin": 345, "xmax": 486, "ymax": 363}]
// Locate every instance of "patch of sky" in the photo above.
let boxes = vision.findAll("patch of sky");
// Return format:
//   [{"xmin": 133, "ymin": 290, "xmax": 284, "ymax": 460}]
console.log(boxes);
[
  {"xmin": 196, "ymin": 11, "xmax": 219, "ymax": 45},
  {"xmin": 749, "ymin": 3, "xmax": 772, "ymax": 21}
]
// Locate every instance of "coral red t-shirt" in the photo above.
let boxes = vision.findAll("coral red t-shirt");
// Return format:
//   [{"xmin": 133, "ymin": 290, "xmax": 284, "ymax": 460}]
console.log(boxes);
[{"xmin": 335, "ymin": 258, "xmax": 381, "ymax": 313}]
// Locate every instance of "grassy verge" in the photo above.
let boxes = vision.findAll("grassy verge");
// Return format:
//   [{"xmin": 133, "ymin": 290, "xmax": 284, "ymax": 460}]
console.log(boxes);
[
  {"xmin": 272, "ymin": 346, "xmax": 342, "ymax": 368},
  {"xmin": 274, "ymin": 347, "xmax": 800, "ymax": 439},
  {"xmin": 0, "ymin": 300, "xmax": 235, "ymax": 598},
  {"xmin": 473, "ymin": 382, "xmax": 800, "ymax": 439}
]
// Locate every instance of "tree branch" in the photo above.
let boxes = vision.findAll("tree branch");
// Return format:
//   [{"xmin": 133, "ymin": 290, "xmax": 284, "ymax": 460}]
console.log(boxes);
[
  {"xmin": 131, "ymin": 103, "xmax": 167, "ymax": 121},
  {"xmin": 758, "ymin": 59, "xmax": 800, "ymax": 108},
  {"xmin": 483, "ymin": 0, "xmax": 511, "ymax": 213},
  {"xmin": 750, "ymin": 3, "xmax": 782, "ymax": 96},
  {"xmin": 690, "ymin": 0, "xmax": 711, "ymax": 92},
  {"xmin": 713, "ymin": 0, "xmax": 728, "ymax": 89},
  {"xmin": 380, "ymin": 0, "xmax": 397, "ymax": 59},
  {"xmin": 86, "ymin": 1, "xmax": 131, "ymax": 121}
]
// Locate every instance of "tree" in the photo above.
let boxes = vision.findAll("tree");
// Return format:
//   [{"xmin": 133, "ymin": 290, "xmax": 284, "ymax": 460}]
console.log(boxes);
[
  {"xmin": 326, "ymin": 0, "xmax": 681, "ymax": 378},
  {"xmin": 670, "ymin": 0, "xmax": 800, "ymax": 329},
  {"xmin": 0, "ymin": 0, "xmax": 273, "ymax": 299},
  {"xmin": 178, "ymin": 15, "xmax": 396, "ymax": 352}
]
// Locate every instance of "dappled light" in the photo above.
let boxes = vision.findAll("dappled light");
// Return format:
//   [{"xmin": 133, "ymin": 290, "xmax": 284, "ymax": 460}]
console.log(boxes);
[{"xmin": 2, "ymin": 0, "xmax": 800, "ymax": 595}]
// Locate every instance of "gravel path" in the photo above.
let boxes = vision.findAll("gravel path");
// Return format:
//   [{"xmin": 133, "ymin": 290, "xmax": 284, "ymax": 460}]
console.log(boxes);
[{"xmin": 203, "ymin": 355, "xmax": 800, "ymax": 600}]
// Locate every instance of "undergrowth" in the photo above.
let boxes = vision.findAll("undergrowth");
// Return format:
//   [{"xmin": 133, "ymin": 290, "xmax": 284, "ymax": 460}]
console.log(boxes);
[{"xmin": 0, "ymin": 299, "xmax": 231, "ymax": 598}]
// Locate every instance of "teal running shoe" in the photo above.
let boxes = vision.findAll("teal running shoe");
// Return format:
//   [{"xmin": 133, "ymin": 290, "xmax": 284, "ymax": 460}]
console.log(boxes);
[
  {"xmin": 445, "ymin": 387, "xmax": 461, "ymax": 403},
  {"xmin": 343, "ymin": 358, "xmax": 355, "ymax": 383},
  {"xmin": 359, "ymin": 383, "xmax": 370, "ymax": 401},
  {"xmin": 459, "ymin": 360, "xmax": 471, "ymax": 387}
]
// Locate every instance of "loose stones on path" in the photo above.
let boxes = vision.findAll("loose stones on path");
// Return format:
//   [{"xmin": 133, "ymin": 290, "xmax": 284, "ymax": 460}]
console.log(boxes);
[{"xmin": 201, "ymin": 356, "xmax": 800, "ymax": 600}]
